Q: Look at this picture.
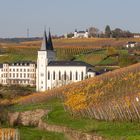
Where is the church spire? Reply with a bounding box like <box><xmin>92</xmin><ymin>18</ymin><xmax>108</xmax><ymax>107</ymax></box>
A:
<box><xmin>47</xmin><ymin>29</ymin><xmax>54</xmax><ymax>50</ymax></box>
<box><xmin>40</xmin><ymin>30</ymin><xmax>48</xmax><ymax>51</ymax></box>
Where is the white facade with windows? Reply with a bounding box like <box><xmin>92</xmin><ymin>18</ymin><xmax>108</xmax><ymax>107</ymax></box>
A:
<box><xmin>73</xmin><ymin>29</ymin><xmax>89</xmax><ymax>38</ymax></box>
<box><xmin>0</xmin><ymin>62</ymin><xmax>36</xmax><ymax>86</ymax></box>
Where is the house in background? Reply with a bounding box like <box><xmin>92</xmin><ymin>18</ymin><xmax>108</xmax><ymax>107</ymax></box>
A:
<box><xmin>126</xmin><ymin>41</ymin><xmax>138</xmax><ymax>48</ymax></box>
<box><xmin>73</xmin><ymin>29</ymin><xmax>89</xmax><ymax>38</ymax></box>
<box><xmin>134</xmin><ymin>34</ymin><xmax>140</xmax><ymax>38</ymax></box>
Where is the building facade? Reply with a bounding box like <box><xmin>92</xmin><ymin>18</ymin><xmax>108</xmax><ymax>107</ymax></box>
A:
<box><xmin>0</xmin><ymin>62</ymin><xmax>36</xmax><ymax>86</ymax></box>
<box><xmin>73</xmin><ymin>29</ymin><xmax>89</xmax><ymax>38</ymax></box>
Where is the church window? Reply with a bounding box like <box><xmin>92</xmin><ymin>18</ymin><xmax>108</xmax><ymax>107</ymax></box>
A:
<box><xmin>70</xmin><ymin>71</ymin><xmax>72</xmax><ymax>80</ymax></box>
<box><xmin>48</xmin><ymin>71</ymin><xmax>50</xmax><ymax>80</ymax></box>
<box><xmin>76</xmin><ymin>71</ymin><xmax>78</xmax><ymax>80</ymax></box>
<box><xmin>81</xmin><ymin>72</ymin><xmax>84</xmax><ymax>80</ymax></box>
<box><xmin>59</xmin><ymin>71</ymin><xmax>61</xmax><ymax>80</ymax></box>
<box><xmin>53</xmin><ymin>71</ymin><xmax>55</xmax><ymax>80</ymax></box>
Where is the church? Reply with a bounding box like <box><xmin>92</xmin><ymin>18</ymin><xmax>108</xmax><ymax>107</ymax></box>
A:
<box><xmin>0</xmin><ymin>30</ymin><xmax>96</xmax><ymax>92</ymax></box>
<box><xmin>36</xmin><ymin>30</ymin><xmax>95</xmax><ymax>91</ymax></box>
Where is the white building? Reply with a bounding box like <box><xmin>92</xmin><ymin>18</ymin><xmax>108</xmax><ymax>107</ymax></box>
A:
<box><xmin>126</xmin><ymin>42</ymin><xmax>137</xmax><ymax>48</ymax></box>
<box><xmin>36</xmin><ymin>30</ymin><xmax>95</xmax><ymax>92</ymax></box>
<box><xmin>0</xmin><ymin>62</ymin><xmax>36</xmax><ymax>86</ymax></box>
<box><xmin>73</xmin><ymin>29</ymin><xmax>89</xmax><ymax>38</ymax></box>
<box><xmin>134</xmin><ymin>34</ymin><xmax>140</xmax><ymax>38</ymax></box>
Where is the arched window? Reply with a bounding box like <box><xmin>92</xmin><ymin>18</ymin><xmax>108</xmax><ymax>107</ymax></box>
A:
<box><xmin>64</xmin><ymin>71</ymin><xmax>66</xmax><ymax>80</ymax></box>
<box><xmin>81</xmin><ymin>72</ymin><xmax>84</xmax><ymax>80</ymax></box>
<box><xmin>70</xmin><ymin>71</ymin><xmax>72</xmax><ymax>80</ymax></box>
<box><xmin>48</xmin><ymin>71</ymin><xmax>50</xmax><ymax>80</ymax></box>
<box><xmin>53</xmin><ymin>71</ymin><xmax>55</xmax><ymax>80</ymax></box>
<box><xmin>59</xmin><ymin>71</ymin><xmax>61</xmax><ymax>80</ymax></box>
<box><xmin>76</xmin><ymin>71</ymin><xmax>78</xmax><ymax>80</ymax></box>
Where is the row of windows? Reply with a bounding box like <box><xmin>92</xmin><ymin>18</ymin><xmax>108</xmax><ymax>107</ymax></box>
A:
<box><xmin>48</xmin><ymin>71</ymin><xmax>84</xmax><ymax>81</ymax></box>
<box><xmin>1</xmin><ymin>73</ymin><xmax>35</xmax><ymax>78</ymax></box>
<box><xmin>2</xmin><ymin>68</ymin><xmax>35</xmax><ymax>72</ymax></box>
<box><xmin>9</xmin><ymin>80</ymin><xmax>30</xmax><ymax>84</ymax></box>
<box><xmin>1</xmin><ymin>79</ymin><xmax>35</xmax><ymax>85</ymax></box>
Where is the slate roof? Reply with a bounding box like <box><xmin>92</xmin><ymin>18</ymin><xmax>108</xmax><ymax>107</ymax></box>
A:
<box><xmin>10</xmin><ymin>61</ymin><xmax>36</xmax><ymax>66</ymax></box>
<box><xmin>48</xmin><ymin>61</ymin><xmax>93</xmax><ymax>67</ymax></box>
<box><xmin>40</xmin><ymin>30</ymin><xmax>54</xmax><ymax>51</ymax></box>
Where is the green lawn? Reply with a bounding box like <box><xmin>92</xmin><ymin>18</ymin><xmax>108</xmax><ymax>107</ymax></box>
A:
<box><xmin>44</xmin><ymin>99</ymin><xmax>140</xmax><ymax>140</ymax></box>
<box><xmin>19</xmin><ymin>126</ymin><xmax>67</xmax><ymax>140</ymax></box>
<box><xmin>11</xmin><ymin>98</ymin><xmax>140</xmax><ymax>140</ymax></box>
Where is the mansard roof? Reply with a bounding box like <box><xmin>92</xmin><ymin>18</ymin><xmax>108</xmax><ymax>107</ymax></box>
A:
<box><xmin>40</xmin><ymin>30</ymin><xmax>54</xmax><ymax>51</ymax></box>
<box><xmin>48</xmin><ymin>61</ymin><xmax>94</xmax><ymax>67</ymax></box>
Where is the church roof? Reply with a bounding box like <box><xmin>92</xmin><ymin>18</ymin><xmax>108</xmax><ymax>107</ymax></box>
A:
<box><xmin>40</xmin><ymin>30</ymin><xmax>54</xmax><ymax>51</ymax></box>
<box><xmin>47</xmin><ymin>30</ymin><xmax>54</xmax><ymax>50</ymax></box>
<box><xmin>48</xmin><ymin>61</ymin><xmax>93</xmax><ymax>67</ymax></box>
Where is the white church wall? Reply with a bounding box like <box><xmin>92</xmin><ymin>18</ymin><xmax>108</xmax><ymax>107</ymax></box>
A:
<box><xmin>46</xmin><ymin>66</ymin><xmax>87</xmax><ymax>89</ymax></box>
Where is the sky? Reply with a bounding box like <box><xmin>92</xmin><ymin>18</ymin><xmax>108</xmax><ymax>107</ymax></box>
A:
<box><xmin>0</xmin><ymin>0</ymin><xmax>140</xmax><ymax>38</ymax></box>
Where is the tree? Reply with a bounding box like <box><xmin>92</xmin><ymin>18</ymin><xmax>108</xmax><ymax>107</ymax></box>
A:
<box><xmin>111</xmin><ymin>28</ymin><xmax>133</xmax><ymax>38</ymax></box>
<box><xmin>105</xmin><ymin>25</ymin><xmax>112</xmax><ymax>38</ymax></box>
<box><xmin>89</xmin><ymin>27</ymin><xmax>100</xmax><ymax>37</ymax></box>
<box><xmin>107</xmin><ymin>47</ymin><xmax>118</xmax><ymax>56</ymax></box>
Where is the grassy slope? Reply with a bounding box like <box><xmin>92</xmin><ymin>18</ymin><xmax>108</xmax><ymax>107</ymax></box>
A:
<box><xmin>19</xmin><ymin>126</ymin><xmax>66</xmax><ymax>140</ymax></box>
<box><xmin>11</xmin><ymin>98</ymin><xmax>140</xmax><ymax>140</ymax></box>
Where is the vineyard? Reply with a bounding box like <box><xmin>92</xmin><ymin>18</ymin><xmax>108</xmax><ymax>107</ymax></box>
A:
<box><xmin>14</xmin><ymin>62</ymin><xmax>140</xmax><ymax>122</ymax></box>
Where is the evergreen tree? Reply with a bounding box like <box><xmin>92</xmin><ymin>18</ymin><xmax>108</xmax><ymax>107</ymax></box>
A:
<box><xmin>105</xmin><ymin>25</ymin><xmax>111</xmax><ymax>38</ymax></box>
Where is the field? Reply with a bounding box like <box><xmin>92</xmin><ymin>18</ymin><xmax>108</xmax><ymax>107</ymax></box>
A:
<box><xmin>0</xmin><ymin>37</ymin><xmax>140</xmax><ymax>68</ymax></box>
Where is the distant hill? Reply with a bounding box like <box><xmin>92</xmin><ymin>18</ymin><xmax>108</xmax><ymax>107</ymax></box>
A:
<box><xmin>0</xmin><ymin>37</ymin><xmax>41</xmax><ymax>43</ymax></box>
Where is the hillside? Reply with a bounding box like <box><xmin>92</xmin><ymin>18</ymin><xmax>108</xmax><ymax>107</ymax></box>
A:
<box><xmin>14</xmin><ymin>62</ymin><xmax>140</xmax><ymax>122</ymax></box>
<box><xmin>0</xmin><ymin>38</ymin><xmax>140</xmax><ymax>69</ymax></box>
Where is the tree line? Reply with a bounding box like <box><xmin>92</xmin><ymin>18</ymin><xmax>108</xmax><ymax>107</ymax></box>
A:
<box><xmin>89</xmin><ymin>25</ymin><xmax>133</xmax><ymax>38</ymax></box>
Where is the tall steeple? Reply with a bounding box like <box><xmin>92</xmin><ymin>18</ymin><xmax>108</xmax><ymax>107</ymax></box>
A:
<box><xmin>40</xmin><ymin>30</ymin><xmax>48</xmax><ymax>51</ymax></box>
<box><xmin>47</xmin><ymin>29</ymin><xmax>54</xmax><ymax>50</ymax></box>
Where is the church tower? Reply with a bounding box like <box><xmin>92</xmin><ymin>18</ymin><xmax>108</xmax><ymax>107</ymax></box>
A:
<box><xmin>36</xmin><ymin>30</ymin><xmax>55</xmax><ymax>92</ymax></box>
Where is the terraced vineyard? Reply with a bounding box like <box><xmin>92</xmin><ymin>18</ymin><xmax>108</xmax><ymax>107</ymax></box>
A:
<box><xmin>16</xmin><ymin>63</ymin><xmax>140</xmax><ymax>122</ymax></box>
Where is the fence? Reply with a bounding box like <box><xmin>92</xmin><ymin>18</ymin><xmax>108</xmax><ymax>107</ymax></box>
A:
<box><xmin>0</xmin><ymin>128</ymin><xmax>20</xmax><ymax>140</ymax></box>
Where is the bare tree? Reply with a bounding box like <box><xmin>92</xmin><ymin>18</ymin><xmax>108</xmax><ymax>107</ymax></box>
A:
<box><xmin>89</xmin><ymin>27</ymin><xmax>100</xmax><ymax>37</ymax></box>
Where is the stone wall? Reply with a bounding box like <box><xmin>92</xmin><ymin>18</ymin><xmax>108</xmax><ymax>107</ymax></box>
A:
<box><xmin>8</xmin><ymin>109</ymin><xmax>105</xmax><ymax>140</ymax></box>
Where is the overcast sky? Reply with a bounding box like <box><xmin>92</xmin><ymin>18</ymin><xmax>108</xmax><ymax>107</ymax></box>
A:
<box><xmin>0</xmin><ymin>0</ymin><xmax>139</xmax><ymax>37</ymax></box>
